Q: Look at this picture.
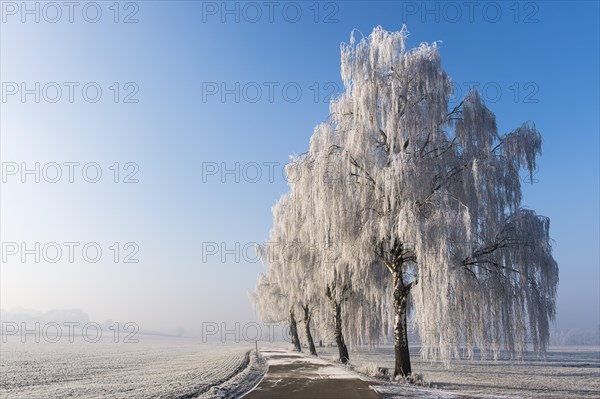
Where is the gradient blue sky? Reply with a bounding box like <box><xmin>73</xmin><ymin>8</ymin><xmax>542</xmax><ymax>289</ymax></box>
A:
<box><xmin>1</xmin><ymin>1</ymin><xmax>598</xmax><ymax>334</ymax></box>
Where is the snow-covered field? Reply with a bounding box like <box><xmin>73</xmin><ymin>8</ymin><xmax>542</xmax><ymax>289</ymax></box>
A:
<box><xmin>317</xmin><ymin>345</ymin><xmax>600</xmax><ymax>398</ymax></box>
<box><xmin>2</xmin><ymin>335</ymin><xmax>598</xmax><ymax>399</ymax></box>
<box><xmin>0</xmin><ymin>335</ymin><xmax>266</xmax><ymax>399</ymax></box>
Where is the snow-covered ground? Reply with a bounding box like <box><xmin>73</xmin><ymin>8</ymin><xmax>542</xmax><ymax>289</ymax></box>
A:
<box><xmin>316</xmin><ymin>345</ymin><xmax>600</xmax><ymax>398</ymax></box>
<box><xmin>0</xmin><ymin>335</ymin><xmax>266</xmax><ymax>399</ymax></box>
<box><xmin>2</xmin><ymin>335</ymin><xmax>597</xmax><ymax>398</ymax></box>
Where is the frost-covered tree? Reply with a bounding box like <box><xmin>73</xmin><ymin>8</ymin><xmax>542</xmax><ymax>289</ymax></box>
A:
<box><xmin>255</xmin><ymin>154</ymin><xmax>377</xmax><ymax>362</ymax></box>
<box><xmin>292</xmin><ymin>135</ymin><xmax>392</xmax><ymax>362</ymax></box>
<box><xmin>288</xmin><ymin>154</ymin><xmax>351</xmax><ymax>361</ymax></box>
<box><xmin>284</xmin><ymin>187</ymin><xmax>322</xmax><ymax>357</ymax></box>
<box><xmin>254</xmin><ymin>25</ymin><xmax>558</xmax><ymax>378</ymax></box>
<box><xmin>251</xmin><ymin>272</ymin><xmax>302</xmax><ymax>351</ymax></box>
<box><xmin>254</xmin><ymin>192</ymin><xmax>323</xmax><ymax>354</ymax></box>
<box><xmin>315</xmin><ymin>26</ymin><xmax>558</xmax><ymax>376</ymax></box>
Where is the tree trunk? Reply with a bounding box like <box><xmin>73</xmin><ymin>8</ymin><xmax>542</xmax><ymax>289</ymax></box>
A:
<box><xmin>325</xmin><ymin>284</ymin><xmax>350</xmax><ymax>363</ymax></box>
<box><xmin>289</xmin><ymin>308</ymin><xmax>302</xmax><ymax>352</ymax></box>
<box><xmin>302</xmin><ymin>304</ymin><xmax>318</xmax><ymax>356</ymax></box>
<box><xmin>333</xmin><ymin>301</ymin><xmax>350</xmax><ymax>363</ymax></box>
<box><xmin>393</xmin><ymin>271</ymin><xmax>412</xmax><ymax>377</ymax></box>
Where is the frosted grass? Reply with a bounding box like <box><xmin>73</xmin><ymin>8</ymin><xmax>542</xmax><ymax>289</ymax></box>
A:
<box><xmin>0</xmin><ymin>335</ymin><xmax>263</xmax><ymax>399</ymax></box>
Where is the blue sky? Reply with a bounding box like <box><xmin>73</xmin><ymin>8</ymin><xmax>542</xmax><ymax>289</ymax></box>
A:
<box><xmin>1</xmin><ymin>1</ymin><xmax>598</xmax><ymax>334</ymax></box>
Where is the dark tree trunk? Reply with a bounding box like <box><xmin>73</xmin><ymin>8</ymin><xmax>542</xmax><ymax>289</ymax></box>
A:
<box><xmin>333</xmin><ymin>301</ymin><xmax>350</xmax><ymax>363</ymax></box>
<box><xmin>325</xmin><ymin>284</ymin><xmax>350</xmax><ymax>364</ymax></box>
<box><xmin>302</xmin><ymin>304</ymin><xmax>318</xmax><ymax>356</ymax></box>
<box><xmin>393</xmin><ymin>270</ymin><xmax>412</xmax><ymax>377</ymax></box>
<box><xmin>289</xmin><ymin>308</ymin><xmax>302</xmax><ymax>352</ymax></box>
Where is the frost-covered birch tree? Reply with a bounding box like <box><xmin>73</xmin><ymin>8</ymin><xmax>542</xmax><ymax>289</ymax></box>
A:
<box><xmin>318</xmin><ymin>26</ymin><xmax>558</xmax><ymax>376</ymax></box>
<box><xmin>254</xmin><ymin>152</ymin><xmax>384</xmax><ymax>362</ymax></box>
<box><xmin>253</xmin><ymin>192</ymin><xmax>324</xmax><ymax>354</ymax></box>
<box><xmin>293</xmin><ymin>128</ymin><xmax>391</xmax><ymax>362</ymax></box>
<box><xmin>270</xmin><ymin>190</ymin><xmax>321</xmax><ymax>356</ymax></box>
<box><xmin>254</xmin><ymin>25</ymin><xmax>558</xmax><ymax>379</ymax></box>
<box><xmin>251</xmin><ymin>272</ymin><xmax>302</xmax><ymax>352</ymax></box>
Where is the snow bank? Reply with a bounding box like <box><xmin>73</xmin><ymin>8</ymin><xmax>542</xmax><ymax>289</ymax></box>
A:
<box><xmin>200</xmin><ymin>350</ymin><xmax>267</xmax><ymax>399</ymax></box>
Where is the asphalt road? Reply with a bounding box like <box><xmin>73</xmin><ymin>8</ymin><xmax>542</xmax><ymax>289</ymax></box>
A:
<box><xmin>243</xmin><ymin>350</ymin><xmax>381</xmax><ymax>399</ymax></box>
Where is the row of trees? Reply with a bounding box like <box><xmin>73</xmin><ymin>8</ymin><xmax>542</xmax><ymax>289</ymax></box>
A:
<box><xmin>252</xmin><ymin>26</ymin><xmax>559</xmax><ymax>377</ymax></box>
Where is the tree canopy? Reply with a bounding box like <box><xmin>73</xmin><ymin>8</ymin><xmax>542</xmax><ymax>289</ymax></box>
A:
<box><xmin>252</xmin><ymin>26</ymin><xmax>558</xmax><ymax>377</ymax></box>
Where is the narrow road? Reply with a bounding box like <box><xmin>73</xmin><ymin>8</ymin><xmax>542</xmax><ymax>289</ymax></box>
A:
<box><xmin>243</xmin><ymin>349</ymin><xmax>381</xmax><ymax>399</ymax></box>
